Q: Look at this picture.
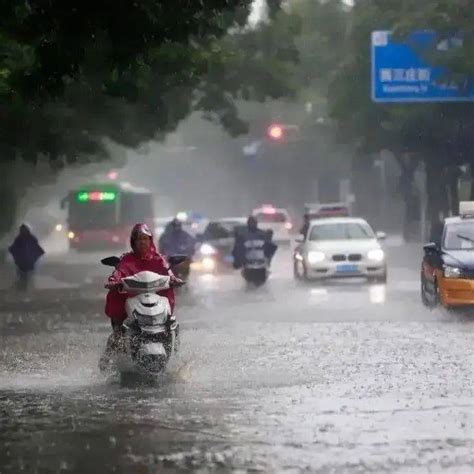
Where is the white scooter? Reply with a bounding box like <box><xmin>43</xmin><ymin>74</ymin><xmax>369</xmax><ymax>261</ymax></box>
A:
<box><xmin>100</xmin><ymin>256</ymin><xmax>184</xmax><ymax>378</ymax></box>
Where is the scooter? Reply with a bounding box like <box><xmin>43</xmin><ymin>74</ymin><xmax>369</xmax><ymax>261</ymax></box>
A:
<box><xmin>242</xmin><ymin>260</ymin><xmax>269</xmax><ymax>287</ymax></box>
<box><xmin>239</xmin><ymin>230</ymin><xmax>277</xmax><ymax>287</ymax></box>
<box><xmin>100</xmin><ymin>255</ymin><xmax>185</xmax><ymax>378</ymax></box>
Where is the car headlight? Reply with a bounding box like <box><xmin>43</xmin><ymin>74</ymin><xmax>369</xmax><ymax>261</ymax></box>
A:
<box><xmin>201</xmin><ymin>257</ymin><xmax>216</xmax><ymax>272</ymax></box>
<box><xmin>307</xmin><ymin>251</ymin><xmax>325</xmax><ymax>264</ymax></box>
<box><xmin>368</xmin><ymin>249</ymin><xmax>385</xmax><ymax>262</ymax></box>
<box><xmin>200</xmin><ymin>243</ymin><xmax>217</xmax><ymax>256</ymax></box>
<box><xmin>444</xmin><ymin>265</ymin><xmax>462</xmax><ymax>279</ymax></box>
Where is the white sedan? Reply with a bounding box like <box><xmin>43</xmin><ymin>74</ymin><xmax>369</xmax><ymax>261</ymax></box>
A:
<box><xmin>293</xmin><ymin>218</ymin><xmax>387</xmax><ymax>283</ymax></box>
<box><xmin>252</xmin><ymin>205</ymin><xmax>293</xmax><ymax>243</ymax></box>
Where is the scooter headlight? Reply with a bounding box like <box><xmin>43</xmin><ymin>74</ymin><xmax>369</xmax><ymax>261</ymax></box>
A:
<box><xmin>200</xmin><ymin>243</ymin><xmax>217</xmax><ymax>256</ymax></box>
<box><xmin>201</xmin><ymin>257</ymin><xmax>216</xmax><ymax>272</ymax></box>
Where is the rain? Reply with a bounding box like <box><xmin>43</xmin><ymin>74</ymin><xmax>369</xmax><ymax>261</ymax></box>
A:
<box><xmin>0</xmin><ymin>1</ymin><xmax>473</xmax><ymax>473</ymax></box>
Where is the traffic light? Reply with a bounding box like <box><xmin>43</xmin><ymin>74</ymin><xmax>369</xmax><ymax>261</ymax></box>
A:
<box><xmin>266</xmin><ymin>123</ymin><xmax>300</xmax><ymax>143</ymax></box>
<box><xmin>267</xmin><ymin>124</ymin><xmax>284</xmax><ymax>141</ymax></box>
<box><xmin>107</xmin><ymin>170</ymin><xmax>118</xmax><ymax>180</ymax></box>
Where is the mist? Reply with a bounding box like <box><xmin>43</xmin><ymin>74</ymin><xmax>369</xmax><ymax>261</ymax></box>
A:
<box><xmin>1</xmin><ymin>2</ymin><xmax>473</xmax><ymax>473</ymax></box>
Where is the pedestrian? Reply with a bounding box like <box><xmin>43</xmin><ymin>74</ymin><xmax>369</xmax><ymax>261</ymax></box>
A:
<box><xmin>8</xmin><ymin>224</ymin><xmax>45</xmax><ymax>291</ymax></box>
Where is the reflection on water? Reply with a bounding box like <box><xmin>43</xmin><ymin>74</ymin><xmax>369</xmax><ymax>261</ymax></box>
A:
<box><xmin>308</xmin><ymin>287</ymin><xmax>329</xmax><ymax>304</ymax></box>
<box><xmin>369</xmin><ymin>284</ymin><xmax>386</xmax><ymax>305</ymax></box>
<box><xmin>307</xmin><ymin>281</ymin><xmax>387</xmax><ymax>306</ymax></box>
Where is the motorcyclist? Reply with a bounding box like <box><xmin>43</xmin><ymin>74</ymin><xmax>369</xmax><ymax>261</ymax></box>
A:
<box><xmin>159</xmin><ymin>218</ymin><xmax>196</xmax><ymax>280</ymax></box>
<box><xmin>8</xmin><ymin>224</ymin><xmax>45</xmax><ymax>291</ymax></box>
<box><xmin>232</xmin><ymin>216</ymin><xmax>277</xmax><ymax>270</ymax></box>
<box><xmin>100</xmin><ymin>223</ymin><xmax>181</xmax><ymax>370</ymax></box>
<box><xmin>159</xmin><ymin>218</ymin><xmax>196</xmax><ymax>257</ymax></box>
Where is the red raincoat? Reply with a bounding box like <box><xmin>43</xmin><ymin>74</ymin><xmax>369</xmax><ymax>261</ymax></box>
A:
<box><xmin>105</xmin><ymin>225</ymin><xmax>175</xmax><ymax>323</ymax></box>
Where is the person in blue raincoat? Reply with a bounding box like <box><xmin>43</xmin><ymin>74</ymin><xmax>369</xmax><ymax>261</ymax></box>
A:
<box><xmin>159</xmin><ymin>218</ymin><xmax>196</xmax><ymax>257</ymax></box>
<box><xmin>159</xmin><ymin>218</ymin><xmax>196</xmax><ymax>280</ymax></box>
<box><xmin>9</xmin><ymin>224</ymin><xmax>45</xmax><ymax>290</ymax></box>
<box><xmin>232</xmin><ymin>216</ymin><xmax>277</xmax><ymax>269</ymax></box>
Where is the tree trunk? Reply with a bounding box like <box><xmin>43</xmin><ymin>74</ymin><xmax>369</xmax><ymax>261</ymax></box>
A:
<box><xmin>447</xmin><ymin>167</ymin><xmax>460</xmax><ymax>216</ymax></box>
<box><xmin>425</xmin><ymin>156</ymin><xmax>449</xmax><ymax>235</ymax></box>
<box><xmin>397</xmin><ymin>156</ymin><xmax>417</xmax><ymax>241</ymax></box>
<box><xmin>0</xmin><ymin>166</ymin><xmax>19</xmax><ymax>262</ymax></box>
<box><xmin>351</xmin><ymin>151</ymin><xmax>378</xmax><ymax>223</ymax></box>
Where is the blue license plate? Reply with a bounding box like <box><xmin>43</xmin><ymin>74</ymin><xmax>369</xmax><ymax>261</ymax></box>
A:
<box><xmin>336</xmin><ymin>264</ymin><xmax>358</xmax><ymax>274</ymax></box>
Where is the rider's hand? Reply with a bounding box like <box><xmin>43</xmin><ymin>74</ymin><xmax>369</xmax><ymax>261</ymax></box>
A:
<box><xmin>105</xmin><ymin>281</ymin><xmax>123</xmax><ymax>291</ymax></box>
<box><xmin>170</xmin><ymin>275</ymin><xmax>185</xmax><ymax>288</ymax></box>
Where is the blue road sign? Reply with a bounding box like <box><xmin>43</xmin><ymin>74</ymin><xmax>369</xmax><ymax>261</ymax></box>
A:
<box><xmin>371</xmin><ymin>30</ymin><xmax>474</xmax><ymax>103</ymax></box>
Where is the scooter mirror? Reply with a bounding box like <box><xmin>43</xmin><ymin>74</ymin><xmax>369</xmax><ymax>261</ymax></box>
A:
<box><xmin>101</xmin><ymin>256</ymin><xmax>120</xmax><ymax>268</ymax></box>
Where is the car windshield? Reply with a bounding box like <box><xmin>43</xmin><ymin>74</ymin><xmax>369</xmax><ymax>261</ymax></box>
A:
<box><xmin>309</xmin><ymin>222</ymin><xmax>374</xmax><ymax>241</ymax></box>
<box><xmin>443</xmin><ymin>222</ymin><xmax>474</xmax><ymax>250</ymax></box>
<box><xmin>219</xmin><ymin>221</ymin><xmax>244</xmax><ymax>232</ymax></box>
<box><xmin>255</xmin><ymin>212</ymin><xmax>287</xmax><ymax>223</ymax></box>
<box><xmin>203</xmin><ymin>222</ymin><xmax>232</xmax><ymax>239</ymax></box>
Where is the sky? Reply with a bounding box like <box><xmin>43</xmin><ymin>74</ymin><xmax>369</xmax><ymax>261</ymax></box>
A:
<box><xmin>249</xmin><ymin>0</ymin><xmax>267</xmax><ymax>27</ymax></box>
<box><xmin>249</xmin><ymin>0</ymin><xmax>354</xmax><ymax>27</ymax></box>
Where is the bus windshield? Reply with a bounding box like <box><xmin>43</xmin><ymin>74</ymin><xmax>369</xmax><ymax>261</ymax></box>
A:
<box><xmin>68</xmin><ymin>200</ymin><xmax>117</xmax><ymax>230</ymax></box>
<box><xmin>120</xmin><ymin>193</ymin><xmax>154</xmax><ymax>225</ymax></box>
<box><xmin>67</xmin><ymin>188</ymin><xmax>154</xmax><ymax>231</ymax></box>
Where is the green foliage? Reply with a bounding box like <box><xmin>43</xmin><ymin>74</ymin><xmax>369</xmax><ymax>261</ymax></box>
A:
<box><xmin>290</xmin><ymin>0</ymin><xmax>349</xmax><ymax>93</ymax></box>
<box><xmin>0</xmin><ymin>0</ymin><xmax>274</xmax><ymax>167</ymax></box>
<box><xmin>327</xmin><ymin>0</ymin><xmax>474</xmax><ymax>158</ymax></box>
<box><xmin>0</xmin><ymin>0</ymin><xmax>302</xmax><ymax>237</ymax></box>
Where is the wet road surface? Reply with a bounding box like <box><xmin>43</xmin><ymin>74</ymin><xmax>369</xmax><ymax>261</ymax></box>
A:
<box><xmin>0</xmin><ymin>244</ymin><xmax>473</xmax><ymax>473</ymax></box>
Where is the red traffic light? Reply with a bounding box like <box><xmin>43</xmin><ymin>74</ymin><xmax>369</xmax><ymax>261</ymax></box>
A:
<box><xmin>267</xmin><ymin>124</ymin><xmax>284</xmax><ymax>140</ymax></box>
<box><xmin>107</xmin><ymin>170</ymin><xmax>118</xmax><ymax>180</ymax></box>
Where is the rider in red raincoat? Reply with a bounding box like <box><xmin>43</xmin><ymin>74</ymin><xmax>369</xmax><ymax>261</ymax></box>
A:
<box><xmin>100</xmin><ymin>224</ymin><xmax>178</xmax><ymax>369</ymax></box>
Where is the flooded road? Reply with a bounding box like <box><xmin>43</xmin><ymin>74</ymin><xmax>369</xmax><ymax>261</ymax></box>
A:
<box><xmin>1</xmin><ymin>244</ymin><xmax>473</xmax><ymax>473</ymax></box>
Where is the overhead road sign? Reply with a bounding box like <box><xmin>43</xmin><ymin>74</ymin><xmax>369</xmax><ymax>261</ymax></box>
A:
<box><xmin>371</xmin><ymin>30</ymin><xmax>474</xmax><ymax>103</ymax></box>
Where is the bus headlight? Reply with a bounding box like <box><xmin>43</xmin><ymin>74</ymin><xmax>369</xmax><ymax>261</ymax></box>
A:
<box><xmin>55</xmin><ymin>224</ymin><xmax>63</xmax><ymax>232</ymax></box>
<box><xmin>68</xmin><ymin>231</ymin><xmax>75</xmax><ymax>240</ymax></box>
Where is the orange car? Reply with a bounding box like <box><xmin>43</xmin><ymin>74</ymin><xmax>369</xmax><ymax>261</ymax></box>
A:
<box><xmin>421</xmin><ymin>203</ymin><xmax>474</xmax><ymax>308</ymax></box>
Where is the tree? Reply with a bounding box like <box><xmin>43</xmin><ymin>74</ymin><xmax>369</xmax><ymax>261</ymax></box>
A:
<box><xmin>327</xmin><ymin>0</ymin><xmax>474</xmax><ymax>234</ymax></box>
<box><xmin>0</xmin><ymin>0</ymin><xmax>300</xmax><ymax>238</ymax></box>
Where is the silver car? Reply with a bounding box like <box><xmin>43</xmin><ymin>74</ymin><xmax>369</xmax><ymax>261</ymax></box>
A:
<box><xmin>293</xmin><ymin>218</ymin><xmax>387</xmax><ymax>283</ymax></box>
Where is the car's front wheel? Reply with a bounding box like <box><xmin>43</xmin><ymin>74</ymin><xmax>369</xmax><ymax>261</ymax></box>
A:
<box><xmin>294</xmin><ymin>259</ymin><xmax>314</xmax><ymax>282</ymax></box>
<box><xmin>293</xmin><ymin>259</ymin><xmax>304</xmax><ymax>280</ymax></box>
<box><xmin>421</xmin><ymin>273</ymin><xmax>438</xmax><ymax>308</ymax></box>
